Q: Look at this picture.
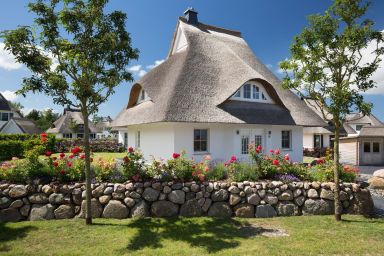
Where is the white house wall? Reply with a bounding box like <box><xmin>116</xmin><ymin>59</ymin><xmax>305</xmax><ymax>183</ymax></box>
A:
<box><xmin>339</xmin><ymin>140</ymin><xmax>358</xmax><ymax>165</ymax></box>
<box><xmin>127</xmin><ymin>122</ymin><xmax>303</xmax><ymax>163</ymax></box>
<box><xmin>0</xmin><ymin>120</ymin><xmax>23</xmax><ymax>134</ymax></box>
<box><xmin>303</xmin><ymin>132</ymin><xmax>331</xmax><ymax>149</ymax></box>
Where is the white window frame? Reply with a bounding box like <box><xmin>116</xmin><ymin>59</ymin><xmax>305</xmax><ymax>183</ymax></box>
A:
<box><xmin>281</xmin><ymin>130</ymin><xmax>292</xmax><ymax>150</ymax></box>
<box><xmin>193</xmin><ymin>129</ymin><xmax>209</xmax><ymax>153</ymax></box>
<box><xmin>241</xmin><ymin>135</ymin><xmax>249</xmax><ymax>155</ymax></box>
<box><xmin>230</xmin><ymin>81</ymin><xmax>273</xmax><ymax>104</ymax></box>
<box><xmin>1</xmin><ymin>112</ymin><xmax>9</xmax><ymax>121</ymax></box>
<box><xmin>137</xmin><ymin>89</ymin><xmax>150</xmax><ymax>105</ymax></box>
<box><xmin>135</xmin><ymin>131</ymin><xmax>141</xmax><ymax>148</ymax></box>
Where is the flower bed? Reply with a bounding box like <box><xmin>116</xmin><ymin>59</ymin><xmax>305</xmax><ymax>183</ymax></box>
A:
<box><xmin>0</xmin><ymin>180</ymin><xmax>374</xmax><ymax>222</ymax></box>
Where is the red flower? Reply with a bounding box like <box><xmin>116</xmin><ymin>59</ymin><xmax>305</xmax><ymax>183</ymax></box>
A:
<box><xmin>71</xmin><ymin>147</ymin><xmax>81</xmax><ymax>154</ymax></box>
<box><xmin>68</xmin><ymin>154</ymin><xmax>74</xmax><ymax>159</ymax></box>
<box><xmin>269</xmin><ymin>149</ymin><xmax>274</xmax><ymax>154</ymax></box>
<box><xmin>123</xmin><ymin>156</ymin><xmax>130</xmax><ymax>163</ymax></box>
<box><xmin>40</xmin><ymin>137</ymin><xmax>47</xmax><ymax>143</ymax></box>
<box><xmin>257</xmin><ymin>145</ymin><xmax>263</xmax><ymax>151</ymax></box>
<box><xmin>90</xmin><ymin>158</ymin><xmax>93</xmax><ymax>162</ymax></box>
<box><xmin>67</xmin><ymin>162</ymin><xmax>72</xmax><ymax>167</ymax></box>
<box><xmin>230</xmin><ymin>155</ymin><xmax>237</xmax><ymax>162</ymax></box>
<box><xmin>40</xmin><ymin>133</ymin><xmax>47</xmax><ymax>137</ymax></box>
<box><xmin>53</xmin><ymin>161</ymin><xmax>59</xmax><ymax>167</ymax></box>
<box><xmin>284</xmin><ymin>154</ymin><xmax>290</xmax><ymax>161</ymax></box>
<box><xmin>273</xmin><ymin>159</ymin><xmax>279</xmax><ymax>166</ymax></box>
<box><xmin>199</xmin><ymin>175</ymin><xmax>205</xmax><ymax>182</ymax></box>
<box><xmin>205</xmin><ymin>166</ymin><xmax>209</xmax><ymax>172</ymax></box>
<box><xmin>128</xmin><ymin>147</ymin><xmax>134</xmax><ymax>153</ymax></box>
<box><xmin>52</xmin><ymin>156</ymin><xmax>57</xmax><ymax>161</ymax></box>
<box><xmin>80</xmin><ymin>154</ymin><xmax>86</xmax><ymax>159</ymax></box>
<box><xmin>173</xmin><ymin>153</ymin><xmax>180</xmax><ymax>159</ymax></box>
<box><xmin>316</xmin><ymin>159</ymin><xmax>324</xmax><ymax>164</ymax></box>
<box><xmin>45</xmin><ymin>151</ymin><xmax>52</xmax><ymax>157</ymax></box>
<box><xmin>60</xmin><ymin>170</ymin><xmax>65</xmax><ymax>175</ymax></box>
<box><xmin>192</xmin><ymin>171</ymin><xmax>196</xmax><ymax>177</ymax></box>
<box><xmin>191</xmin><ymin>164</ymin><xmax>196</xmax><ymax>169</ymax></box>
<box><xmin>59</xmin><ymin>153</ymin><xmax>65</xmax><ymax>158</ymax></box>
<box><xmin>255</xmin><ymin>149</ymin><xmax>260</xmax><ymax>154</ymax></box>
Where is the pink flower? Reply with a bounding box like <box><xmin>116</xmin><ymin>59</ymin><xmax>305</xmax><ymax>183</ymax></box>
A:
<box><xmin>273</xmin><ymin>159</ymin><xmax>279</xmax><ymax>166</ymax></box>
<box><xmin>257</xmin><ymin>145</ymin><xmax>263</xmax><ymax>151</ymax></box>
<box><xmin>269</xmin><ymin>149</ymin><xmax>274</xmax><ymax>153</ymax></box>
<box><xmin>67</xmin><ymin>162</ymin><xmax>72</xmax><ymax>167</ymax></box>
<box><xmin>204</xmin><ymin>166</ymin><xmax>209</xmax><ymax>172</ymax></box>
<box><xmin>69</xmin><ymin>154</ymin><xmax>74</xmax><ymax>159</ymax></box>
<box><xmin>274</xmin><ymin>149</ymin><xmax>280</xmax><ymax>155</ymax></box>
<box><xmin>173</xmin><ymin>153</ymin><xmax>180</xmax><ymax>159</ymax></box>
<box><xmin>284</xmin><ymin>154</ymin><xmax>290</xmax><ymax>161</ymax></box>
<box><xmin>204</xmin><ymin>155</ymin><xmax>211</xmax><ymax>161</ymax></box>
<box><xmin>230</xmin><ymin>155</ymin><xmax>237</xmax><ymax>162</ymax></box>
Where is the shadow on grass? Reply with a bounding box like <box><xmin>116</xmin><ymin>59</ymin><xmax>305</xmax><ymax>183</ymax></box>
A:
<box><xmin>0</xmin><ymin>222</ymin><xmax>36</xmax><ymax>253</ymax></box>
<box><xmin>101</xmin><ymin>217</ymin><xmax>274</xmax><ymax>254</ymax></box>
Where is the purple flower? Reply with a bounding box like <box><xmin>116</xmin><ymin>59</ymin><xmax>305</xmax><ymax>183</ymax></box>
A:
<box><xmin>275</xmin><ymin>174</ymin><xmax>300</xmax><ymax>182</ymax></box>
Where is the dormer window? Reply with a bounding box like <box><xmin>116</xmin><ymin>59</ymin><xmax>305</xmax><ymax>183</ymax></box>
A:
<box><xmin>231</xmin><ymin>81</ymin><xmax>273</xmax><ymax>103</ymax></box>
<box><xmin>137</xmin><ymin>88</ymin><xmax>150</xmax><ymax>105</ymax></box>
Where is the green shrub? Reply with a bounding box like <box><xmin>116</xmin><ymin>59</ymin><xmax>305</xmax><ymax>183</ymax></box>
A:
<box><xmin>0</xmin><ymin>159</ymin><xmax>29</xmax><ymax>183</ymax></box>
<box><xmin>120</xmin><ymin>148</ymin><xmax>146</xmax><ymax>181</ymax></box>
<box><xmin>0</xmin><ymin>141</ymin><xmax>24</xmax><ymax>161</ymax></box>
<box><xmin>231</xmin><ymin>162</ymin><xmax>259</xmax><ymax>182</ymax></box>
<box><xmin>92</xmin><ymin>157</ymin><xmax>117</xmax><ymax>182</ymax></box>
<box><xmin>166</xmin><ymin>152</ymin><xmax>194</xmax><ymax>181</ymax></box>
<box><xmin>206</xmin><ymin>163</ymin><xmax>228</xmax><ymax>181</ymax></box>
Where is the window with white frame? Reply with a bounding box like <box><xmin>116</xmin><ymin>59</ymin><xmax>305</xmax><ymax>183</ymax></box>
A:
<box><xmin>254</xmin><ymin>135</ymin><xmax>262</xmax><ymax>148</ymax></box>
<box><xmin>241</xmin><ymin>135</ymin><xmax>249</xmax><ymax>154</ymax></box>
<box><xmin>63</xmin><ymin>133</ymin><xmax>72</xmax><ymax>139</ymax></box>
<box><xmin>281</xmin><ymin>130</ymin><xmax>291</xmax><ymax>149</ymax></box>
<box><xmin>135</xmin><ymin>131</ymin><xmax>141</xmax><ymax>148</ymax></box>
<box><xmin>231</xmin><ymin>82</ymin><xmax>272</xmax><ymax>103</ymax></box>
<box><xmin>1</xmin><ymin>112</ymin><xmax>9</xmax><ymax>121</ymax></box>
<box><xmin>194</xmin><ymin>129</ymin><xmax>208</xmax><ymax>152</ymax></box>
<box><xmin>137</xmin><ymin>89</ymin><xmax>150</xmax><ymax>104</ymax></box>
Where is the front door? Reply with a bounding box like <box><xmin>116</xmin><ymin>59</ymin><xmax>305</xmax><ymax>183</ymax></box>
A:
<box><xmin>238</xmin><ymin>129</ymin><xmax>265</xmax><ymax>158</ymax></box>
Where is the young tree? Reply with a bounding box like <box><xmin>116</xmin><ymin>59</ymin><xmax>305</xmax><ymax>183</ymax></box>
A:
<box><xmin>280</xmin><ymin>0</ymin><xmax>383</xmax><ymax>221</ymax></box>
<box><xmin>1</xmin><ymin>0</ymin><xmax>138</xmax><ymax>224</ymax></box>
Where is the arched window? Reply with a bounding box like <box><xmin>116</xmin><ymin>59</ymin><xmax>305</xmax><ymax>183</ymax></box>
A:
<box><xmin>137</xmin><ymin>88</ymin><xmax>150</xmax><ymax>104</ymax></box>
<box><xmin>232</xmin><ymin>81</ymin><xmax>273</xmax><ymax>103</ymax></box>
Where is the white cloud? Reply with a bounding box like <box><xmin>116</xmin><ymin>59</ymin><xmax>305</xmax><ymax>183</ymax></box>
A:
<box><xmin>128</xmin><ymin>65</ymin><xmax>142</xmax><ymax>72</ymax></box>
<box><xmin>266</xmin><ymin>64</ymin><xmax>273</xmax><ymax>69</ymax></box>
<box><xmin>0</xmin><ymin>90</ymin><xmax>18</xmax><ymax>101</ymax></box>
<box><xmin>138</xmin><ymin>70</ymin><xmax>147</xmax><ymax>77</ymax></box>
<box><xmin>0</xmin><ymin>42</ymin><xmax>22</xmax><ymax>70</ymax></box>
<box><xmin>146</xmin><ymin>59</ymin><xmax>164</xmax><ymax>70</ymax></box>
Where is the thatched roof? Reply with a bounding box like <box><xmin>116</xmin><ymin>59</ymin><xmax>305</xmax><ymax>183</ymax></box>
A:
<box><xmin>0</xmin><ymin>117</ymin><xmax>41</xmax><ymax>134</ymax></box>
<box><xmin>0</xmin><ymin>93</ymin><xmax>11</xmax><ymax>111</ymax></box>
<box><xmin>345</xmin><ymin>113</ymin><xmax>383</xmax><ymax>126</ymax></box>
<box><xmin>112</xmin><ymin>17</ymin><xmax>326</xmax><ymax>128</ymax></box>
<box><xmin>46</xmin><ymin>108</ymin><xmax>100</xmax><ymax>134</ymax></box>
<box><xmin>359</xmin><ymin>126</ymin><xmax>384</xmax><ymax>137</ymax></box>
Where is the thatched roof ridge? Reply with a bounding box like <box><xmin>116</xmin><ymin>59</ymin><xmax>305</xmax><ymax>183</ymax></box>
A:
<box><xmin>112</xmin><ymin>18</ymin><xmax>326</xmax><ymax>127</ymax></box>
<box><xmin>46</xmin><ymin>109</ymin><xmax>100</xmax><ymax>134</ymax></box>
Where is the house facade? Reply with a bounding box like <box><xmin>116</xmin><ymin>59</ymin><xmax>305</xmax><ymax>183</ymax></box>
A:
<box><xmin>339</xmin><ymin>126</ymin><xmax>384</xmax><ymax>166</ymax></box>
<box><xmin>46</xmin><ymin>107</ymin><xmax>100</xmax><ymax>139</ymax></box>
<box><xmin>112</xmin><ymin>9</ymin><xmax>325</xmax><ymax>162</ymax></box>
<box><xmin>0</xmin><ymin>93</ymin><xmax>41</xmax><ymax>135</ymax></box>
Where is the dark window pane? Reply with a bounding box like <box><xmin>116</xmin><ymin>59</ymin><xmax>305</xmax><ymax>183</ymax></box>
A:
<box><xmin>201</xmin><ymin>141</ymin><xmax>207</xmax><ymax>151</ymax></box>
<box><xmin>200</xmin><ymin>129</ymin><xmax>208</xmax><ymax>140</ymax></box>
<box><xmin>364</xmin><ymin>142</ymin><xmax>370</xmax><ymax>153</ymax></box>
<box><xmin>194</xmin><ymin>129</ymin><xmax>200</xmax><ymax>140</ymax></box>
<box><xmin>356</xmin><ymin>125</ymin><xmax>363</xmax><ymax>131</ymax></box>
<box><xmin>194</xmin><ymin>141</ymin><xmax>200</xmax><ymax>151</ymax></box>
<box><xmin>373</xmin><ymin>142</ymin><xmax>380</xmax><ymax>153</ymax></box>
<box><xmin>243</xmin><ymin>84</ymin><xmax>251</xmax><ymax>98</ymax></box>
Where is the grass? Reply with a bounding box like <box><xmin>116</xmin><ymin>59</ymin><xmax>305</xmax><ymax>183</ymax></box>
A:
<box><xmin>303</xmin><ymin>156</ymin><xmax>317</xmax><ymax>164</ymax></box>
<box><xmin>0</xmin><ymin>216</ymin><xmax>383</xmax><ymax>255</ymax></box>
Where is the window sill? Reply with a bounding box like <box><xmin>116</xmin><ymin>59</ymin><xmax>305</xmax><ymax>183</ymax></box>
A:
<box><xmin>193</xmin><ymin>152</ymin><xmax>210</xmax><ymax>155</ymax></box>
<box><xmin>282</xmin><ymin>148</ymin><xmax>293</xmax><ymax>152</ymax></box>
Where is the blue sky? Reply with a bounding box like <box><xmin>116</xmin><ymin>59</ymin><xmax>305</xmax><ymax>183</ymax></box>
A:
<box><xmin>0</xmin><ymin>0</ymin><xmax>383</xmax><ymax>120</ymax></box>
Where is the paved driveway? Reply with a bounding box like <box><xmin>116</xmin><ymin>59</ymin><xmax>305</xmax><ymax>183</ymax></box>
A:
<box><xmin>357</xmin><ymin>166</ymin><xmax>384</xmax><ymax>217</ymax></box>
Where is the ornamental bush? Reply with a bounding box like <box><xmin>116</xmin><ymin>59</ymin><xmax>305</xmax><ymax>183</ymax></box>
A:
<box><xmin>55</xmin><ymin>138</ymin><xmax>124</xmax><ymax>153</ymax></box>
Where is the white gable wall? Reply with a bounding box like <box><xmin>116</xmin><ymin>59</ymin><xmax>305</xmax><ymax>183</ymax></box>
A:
<box><xmin>0</xmin><ymin>119</ymin><xmax>24</xmax><ymax>134</ymax></box>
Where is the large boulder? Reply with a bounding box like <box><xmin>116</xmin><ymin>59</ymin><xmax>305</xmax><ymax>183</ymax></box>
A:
<box><xmin>9</xmin><ymin>185</ymin><xmax>27</xmax><ymax>198</ymax></box>
<box><xmin>347</xmin><ymin>189</ymin><xmax>374</xmax><ymax>216</ymax></box>
<box><xmin>233</xmin><ymin>203</ymin><xmax>254</xmax><ymax>218</ymax></box>
<box><xmin>29</xmin><ymin>204</ymin><xmax>55</xmax><ymax>221</ymax></box>
<box><xmin>307</xmin><ymin>189</ymin><xmax>319</xmax><ymax>198</ymax></box>
<box><xmin>130</xmin><ymin>200</ymin><xmax>149</xmax><ymax>218</ymax></box>
<box><xmin>278</xmin><ymin>190</ymin><xmax>293</xmax><ymax>201</ymax></box>
<box><xmin>302</xmin><ymin>199</ymin><xmax>334</xmax><ymax>215</ymax></box>
<box><xmin>142</xmin><ymin>187</ymin><xmax>160</xmax><ymax>202</ymax></box>
<box><xmin>320</xmin><ymin>189</ymin><xmax>334</xmax><ymax>201</ymax></box>
<box><xmin>20</xmin><ymin>204</ymin><xmax>31</xmax><ymax>217</ymax></box>
<box><xmin>54</xmin><ymin>205</ymin><xmax>75</xmax><ymax>219</ymax></box>
<box><xmin>247</xmin><ymin>194</ymin><xmax>261</xmax><ymax>205</ymax></box>
<box><xmin>10</xmin><ymin>199</ymin><xmax>23</xmax><ymax>208</ymax></box>
<box><xmin>207</xmin><ymin>202</ymin><xmax>232</xmax><ymax>218</ymax></box>
<box><xmin>373</xmin><ymin>169</ymin><xmax>384</xmax><ymax>179</ymax></box>
<box><xmin>0</xmin><ymin>208</ymin><xmax>22</xmax><ymax>222</ymax></box>
<box><xmin>229</xmin><ymin>194</ymin><xmax>241</xmax><ymax>206</ymax></box>
<box><xmin>0</xmin><ymin>197</ymin><xmax>11</xmax><ymax>209</ymax></box>
<box><xmin>78</xmin><ymin>198</ymin><xmax>103</xmax><ymax>218</ymax></box>
<box><xmin>368</xmin><ymin>177</ymin><xmax>384</xmax><ymax>189</ymax></box>
<box><xmin>168</xmin><ymin>190</ymin><xmax>185</xmax><ymax>204</ymax></box>
<box><xmin>211</xmin><ymin>189</ymin><xmax>229</xmax><ymax>202</ymax></box>
<box><xmin>255</xmin><ymin>205</ymin><xmax>277</xmax><ymax>218</ymax></box>
<box><xmin>264</xmin><ymin>194</ymin><xmax>278</xmax><ymax>205</ymax></box>
<box><xmin>49</xmin><ymin>193</ymin><xmax>64</xmax><ymax>205</ymax></box>
<box><xmin>276</xmin><ymin>202</ymin><xmax>299</xmax><ymax>216</ymax></box>
<box><xmin>29</xmin><ymin>193</ymin><xmax>49</xmax><ymax>204</ymax></box>
<box><xmin>180</xmin><ymin>199</ymin><xmax>203</xmax><ymax>217</ymax></box>
<box><xmin>151</xmin><ymin>201</ymin><xmax>179</xmax><ymax>217</ymax></box>
<box><xmin>102</xmin><ymin>200</ymin><xmax>129</xmax><ymax>219</ymax></box>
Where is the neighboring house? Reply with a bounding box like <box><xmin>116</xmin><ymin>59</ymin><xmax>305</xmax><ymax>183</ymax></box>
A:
<box><xmin>112</xmin><ymin>8</ymin><xmax>325</xmax><ymax>162</ymax></box>
<box><xmin>0</xmin><ymin>92</ymin><xmax>41</xmax><ymax>134</ymax></box>
<box><xmin>339</xmin><ymin>126</ymin><xmax>384</xmax><ymax>166</ymax></box>
<box><xmin>95</xmin><ymin>116</ymin><xmax>117</xmax><ymax>139</ymax></box>
<box><xmin>302</xmin><ymin>99</ymin><xmax>383</xmax><ymax>149</ymax></box>
<box><xmin>46</xmin><ymin>107</ymin><xmax>100</xmax><ymax>139</ymax></box>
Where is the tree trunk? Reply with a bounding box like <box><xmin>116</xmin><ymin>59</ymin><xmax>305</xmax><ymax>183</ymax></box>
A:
<box><xmin>333</xmin><ymin>122</ymin><xmax>342</xmax><ymax>221</ymax></box>
<box><xmin>82</xmin><ymin>104</ymin><xmax>92</xmax><ymax>225</ymax></box>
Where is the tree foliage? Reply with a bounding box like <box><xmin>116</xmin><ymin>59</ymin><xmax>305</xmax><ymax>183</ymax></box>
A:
<box><xmin>1</xmin><ymin>0</ymin><xmax>138</xmax><ymax>224</ymax></box>
<box><xmin>280</xmin><ymin>0</ymin><xmax>383</xmax><ymax>221</ymax></box>
<box><xmin>25</xmin><ymin>108</ymin><xmax>60</xmax><ymax>131</ymax></box>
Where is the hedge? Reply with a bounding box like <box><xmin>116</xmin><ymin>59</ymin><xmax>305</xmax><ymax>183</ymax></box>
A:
<box><xmin>55</xmin><ymin>138</ymin><xmax>125</xmax><ymax>153</ymax></box>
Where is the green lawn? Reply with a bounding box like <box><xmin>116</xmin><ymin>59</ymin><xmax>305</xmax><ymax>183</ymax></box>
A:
<box><xmin>303</xmin><ymin>156</ymin><xmax>316</xmax><ymax>164</ymax></box>
<box><xmin>1</xmin><ymin>216</ymin><xmax>383</xmax><ymax>255</ymax></box>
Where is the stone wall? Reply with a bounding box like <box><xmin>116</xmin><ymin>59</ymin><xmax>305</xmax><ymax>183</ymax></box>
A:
<box><xmin>0</xmin><ymin>180</ymin><xmax>374</xmax><ymax>222</ymax></box>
